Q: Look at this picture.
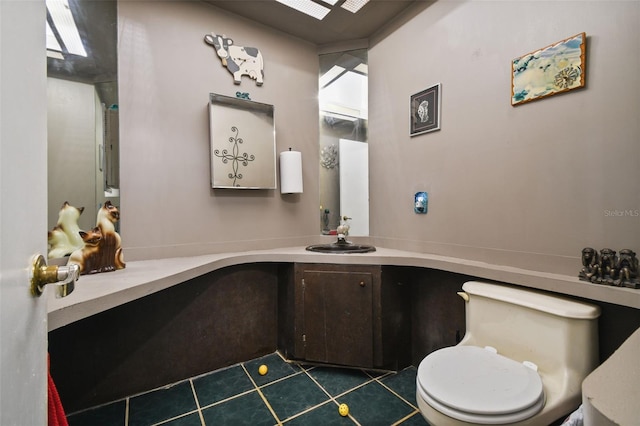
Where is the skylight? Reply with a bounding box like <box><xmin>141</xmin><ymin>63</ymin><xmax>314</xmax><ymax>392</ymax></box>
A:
<box><xmin>276</xmin><ymin>0</ymin><xmax>370</xmax><ymax>20</ymax></box>
<box><xmin>353</xmin><ymin>63</ymin><xmax>368</xmax><ymax>75</ymax></box>
<box><xmin>46</xmin><ymin>21</ymin><xmax>62</xmax><ymax>52</ymax></box>
<box><xmin>320</xmin><ymin>70</ymin><xmax>368</xmax><ymax>120</ymax></box>
<box><xmin>275</xmin><ymin>0</ymin><xmax>331</xmax><ymax>20</ymax></box>
<box><xmin>320</xmin><ymin>65</ymin><xmax>346</xmax><ymax>88</ymax></box>
<box><xmin>341</xmin><ymin>0</ymin><xmax>369</xmax><ymax>14</ymax></box>
<box><xmin>46</xmin><ymin>0</ymin><xmax>87</xmax><ymax>57</ymax></box>
<box><xmin>46</xmin><ymin>21</ymin><xmax>65</xmax><ymax>59</ymax></box>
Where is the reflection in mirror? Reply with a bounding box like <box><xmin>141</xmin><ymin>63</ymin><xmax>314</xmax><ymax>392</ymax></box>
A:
<box><xmin>46</xmin><ymin>0</ymin><xmax>119</xmax><ymax>235</ymax></box>
<box><xmin>209</xmin><ymin>94</ymin><xmax>277</xmax><ymax>189</ymax></box>
<box><xmin>318</xmin><ymin>49</ymin><xmax>369</xmax><ymax>236</ymax></box>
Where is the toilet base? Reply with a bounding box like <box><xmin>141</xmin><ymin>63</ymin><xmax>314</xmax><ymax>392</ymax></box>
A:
<box><xmin>416</xmin><ymin>392</ymin><xmax>574</xmax><ymax>426</ymax></box>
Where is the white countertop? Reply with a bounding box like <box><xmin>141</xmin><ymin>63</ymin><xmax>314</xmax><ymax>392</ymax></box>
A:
<box><xmin>47</xmin><ymin>246</ymin><xmax>640</xmax><ymax>331</ymax></box>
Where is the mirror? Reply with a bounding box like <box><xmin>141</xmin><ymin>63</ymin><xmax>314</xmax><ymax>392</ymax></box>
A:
<box><xmin>208</xmin><ymin>94</ymin><xmax>277</xmax><ymax>189</ymax></box>
<box><xmin>318</xmin><ymin>49</ymin><xmax>369</xmax><ymax>236</ymax></box>
<box><xmin>46</xmin><ymin>0</ymin><xmax>119</xmax><ymax>233</ymax></box>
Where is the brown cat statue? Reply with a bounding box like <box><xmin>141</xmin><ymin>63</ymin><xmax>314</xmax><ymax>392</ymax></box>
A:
<box><xmin>68</xmin><ymin>227</ymin><xmax>102</xmax><ymax>273</ymax></box>
<box><xmin>69</xmin><ymin>201</ymin><xmax>125</xmax><ymax>274</ymax></box>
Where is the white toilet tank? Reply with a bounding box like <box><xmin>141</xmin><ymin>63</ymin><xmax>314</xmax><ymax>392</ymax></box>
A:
<box><xmin>458</xmin><ymin>281</ymin><xmax>601</xmax><ymax>380</ymax></box>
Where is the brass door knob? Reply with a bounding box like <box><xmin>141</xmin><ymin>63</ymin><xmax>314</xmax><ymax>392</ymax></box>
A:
<box><xmin>30</xmin><ymin>254</ymin><xmax>79</xmax><ymax>298</ymax></box>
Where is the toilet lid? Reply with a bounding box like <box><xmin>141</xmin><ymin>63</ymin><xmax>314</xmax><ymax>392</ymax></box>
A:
<box><xmin>417</xmin><ymin>346</ymin><xmax>544</xmax><ymax>418</ymax></box>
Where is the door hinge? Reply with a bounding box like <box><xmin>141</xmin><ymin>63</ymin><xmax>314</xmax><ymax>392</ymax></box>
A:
<box><xmin>302</xmin><ymin>334</ymin><xmax>306</xmax><ymax>342</ymax></box>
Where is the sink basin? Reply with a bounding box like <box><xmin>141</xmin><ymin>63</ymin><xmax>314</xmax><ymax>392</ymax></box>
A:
<box><xmin>305</xmin><ymin>242</ymin><xmax>376</xmax><ymax>254</ymax></box>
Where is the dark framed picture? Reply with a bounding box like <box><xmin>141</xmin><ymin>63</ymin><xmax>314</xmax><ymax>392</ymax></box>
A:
<box><xmin>410</xmin><ymin>83</ymin><xmax>441</xmax><ymax>136</ymax></box>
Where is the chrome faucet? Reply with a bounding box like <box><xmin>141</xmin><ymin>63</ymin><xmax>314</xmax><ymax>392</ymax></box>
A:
<box><xmin>336</xmin><ymin>216</ymin><xmax>352</xmax><ymax>244</ymax></box>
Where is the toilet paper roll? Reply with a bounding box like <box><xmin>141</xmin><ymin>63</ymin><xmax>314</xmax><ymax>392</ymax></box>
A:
<box><xmin>279</xmin><ymin>150</ymin><xmax>303</xmax><ymax>194</ymax></box>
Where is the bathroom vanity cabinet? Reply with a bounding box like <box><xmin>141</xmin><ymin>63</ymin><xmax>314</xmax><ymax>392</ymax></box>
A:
<box><xmin>279</xmin><ymin>263</ymin><xmax>411</xmax><ymax>370</ymax></box>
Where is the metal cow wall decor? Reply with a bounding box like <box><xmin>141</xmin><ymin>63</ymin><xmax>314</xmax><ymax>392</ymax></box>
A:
<box><xmin>204</xmin><ymin>32</ymin><xmax>264</xmax><ymax>86</ymax></box>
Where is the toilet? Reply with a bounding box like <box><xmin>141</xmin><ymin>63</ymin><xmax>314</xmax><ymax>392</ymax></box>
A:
<box><xmin>416</xmin><ymin>281</ymin><xmax>600</xmax><ymax>425</ymax></box>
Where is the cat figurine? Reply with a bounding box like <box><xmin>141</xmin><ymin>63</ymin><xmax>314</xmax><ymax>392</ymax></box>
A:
<box><xmin>68</xmin><ymin>227</ymin><xmax>103</xmax><ymax>274</ymax></box>
<box><xmin>96</xmin><ymin>200</ymin><xmax>125</xmax><ymax>272</ymax></box>
<box><xmin>69</xmin><ymin>201</ymin><xmax>125</xmax><ymax>274</ymax></box>
<box><xmin>47</xmin><ymin>201</ymin><xmax>85</xmax><ymax>259</ymax></box>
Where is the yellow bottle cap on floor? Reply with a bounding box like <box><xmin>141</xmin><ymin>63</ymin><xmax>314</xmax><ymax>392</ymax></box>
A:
<box><xmin>258</xmin><ymin>365</ymin><xmax>268</xmax><ymax>376</ymax></box>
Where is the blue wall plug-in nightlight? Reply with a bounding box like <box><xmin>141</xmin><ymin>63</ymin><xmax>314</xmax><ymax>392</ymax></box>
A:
<box><xmin>414</xmin><ymin>192</ymin><xmax>428</xmax><ymax>214</ymax></box>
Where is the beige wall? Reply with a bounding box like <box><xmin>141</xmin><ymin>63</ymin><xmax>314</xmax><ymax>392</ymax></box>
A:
<box><xmin>118</xmin><ymin>1</ymin><xmax>321</xmax><ymax>260</ymax></box>
<box><xmin>118</xmin><ymin>1</ymin><xmax>639</xmax><ymax>276</ymax></box>
<box><xmin>368</xmin><ymin>1</ymin><xmax>640</xmax><ymax>275</ymax></box>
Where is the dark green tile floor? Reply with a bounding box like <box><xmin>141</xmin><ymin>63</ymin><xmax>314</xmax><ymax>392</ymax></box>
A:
<box><xmin>67</xmin><ymin>352</ymin><xmax>429</xmax><ymax>426</ymax></box>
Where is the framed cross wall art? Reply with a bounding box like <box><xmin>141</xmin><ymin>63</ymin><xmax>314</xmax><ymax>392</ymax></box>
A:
<box><xmin>208</xmin><ymin>93</ymin><xmax>276</xmax><ymax>189</ymax></box>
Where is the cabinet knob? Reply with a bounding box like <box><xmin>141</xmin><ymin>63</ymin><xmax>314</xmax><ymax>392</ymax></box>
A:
<box><xmin>359</xmin><ymin>281</ymin><xmax>366</xmax><ymax>287</ymax></box>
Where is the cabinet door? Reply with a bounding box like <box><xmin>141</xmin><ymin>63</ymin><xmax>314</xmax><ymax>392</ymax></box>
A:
<box><xmin>302</xmin><ymin>270</ymin><xmax>374</xmax><ymax>367</ymax></box>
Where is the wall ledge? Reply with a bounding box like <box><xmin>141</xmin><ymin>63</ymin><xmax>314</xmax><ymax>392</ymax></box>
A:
<box><xmin>47</xmin><ymin>246</ymin><xmax>640</xmax><ymax>331</ymax></box>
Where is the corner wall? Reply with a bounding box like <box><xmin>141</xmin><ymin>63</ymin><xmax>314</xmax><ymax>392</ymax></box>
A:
<box><xmin>368</xmin><ymin>1</ymin><xmax>640</xmax><ymax>275</ymax></box>
<box><xmin>118</xmin><ymin>1</ymin><xmax>320</xmax><ymax>260</ymax></box>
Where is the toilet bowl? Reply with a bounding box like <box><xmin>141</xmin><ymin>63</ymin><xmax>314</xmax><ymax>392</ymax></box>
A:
<box><xmin>417</xmin><ymin>346</ymin><xmax>545</xmax><ymax>424</ymax></box>
<box><xmin>416</xmin><ymin>281</ymin><xmax>600</xmax><ymax>426</ymax></box>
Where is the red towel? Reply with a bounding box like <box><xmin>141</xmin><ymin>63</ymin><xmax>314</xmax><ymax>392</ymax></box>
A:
<box><xmin>48</xmin><ymin>355</ymin><xmax>69</xmax><ymax>426</ymax></box>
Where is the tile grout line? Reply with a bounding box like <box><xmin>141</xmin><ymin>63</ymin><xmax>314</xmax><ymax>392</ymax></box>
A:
<box><xmin>249</xmin><ymin>354</ymin><xmax>336</xmax><ymax>424</ymax></box>
<box><xmin>198</xmin><ymin>388</ymin><xmax>256</xmax><ymax>411</ymax></box>
<box><xmin>145</xmin><ymin>378</ymin><xmax>212</xmax><ymax>426</ymax></box>
<box><xmin>240</xmin><ymin>362</ymin><xmax>283</xmax><ymax>425</ymax></box>
<box><xmin>301</xmin><ymin>366</ymin><xmax>334</xmax><ymax>400</ymax></box>
<box><xmin>151</xmin><ymin>410</ymin><xmax>201</xmax><ymax>426</ymax></box>
<box><xmin>280</xmin><ymin>400</ymin><xmax>342</xmax><ymax>425</ymax></box>
<box><xmin>302</xmin><ymin>364</ymin><xmax>384</xmax><ymax>423</ymax></box>
<box><xmin>261</xmin><ymin>369</ymin><xmax>307</xmax><ymax>388</ymax></box>
<box><xmin>300</xmin><ymin>367</ymin><xmax>415</xmax><ymax>425</ymax></box>
<box><xmin>286</xmin><ymin>369</ymin><xmax>337</xmax><ymax>422</ymax></box>
<box><xmin>374</xmin><ymin>373</ymin><xmax>419</xmax><ymax>411</ymax></box>
<box><xmin>244</xmin><ymin>354</ymin><xmax>360</xmax><ymax>425</ymax></box>
<box><xmin>75</xmin><ymin>351</ymin><xmax>419</xmax><ymax>426</ymax></box>
<box><xmin>366</xmin><ymin>370</ymin><xmax>394</xmax><ymax>380</ymax></box>
<box><xmin>296</xmin><ymin>367</ymin><xmax>362</xmax><ymax>426</ymax></box>
<box><xmin>391</xmin><ymin>409</ymin><xmax>423</xmax><ymax>426</ymax></box>
<box><xmin>195</xmin><ymin>355</ymin><xmax>306</xmax><ymax>412</ymax></box>
<box><xmin>189</xmin><ymin>378</ymin><xmax>207</xmax><ymax>426</ymax></box>
<box><xmin>136</xmin><ymin>381</ymin><xmax>203</xmax><ymax>426</ymax></box>
<box><xmin>274</xmin><ymin>350</ymin><xmax>291</xmax><ymax>363</ymax></box>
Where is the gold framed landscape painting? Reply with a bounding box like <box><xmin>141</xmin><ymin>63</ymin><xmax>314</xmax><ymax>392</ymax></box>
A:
<box><xmin>511</xmin><ymin>33</ymin><xmax>586</xmax><ymax>106</ymax></box>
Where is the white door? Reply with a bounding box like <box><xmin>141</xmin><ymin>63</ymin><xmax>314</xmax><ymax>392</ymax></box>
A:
<box><xmin>339</xmin><ymin>139</ymin><xmax>369</xmax><ymax>236</ymax></box>
<box><xmin>0</xmin><ymin>1</ymin><xmax>49</xmax><ymax>424</ymax></box>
